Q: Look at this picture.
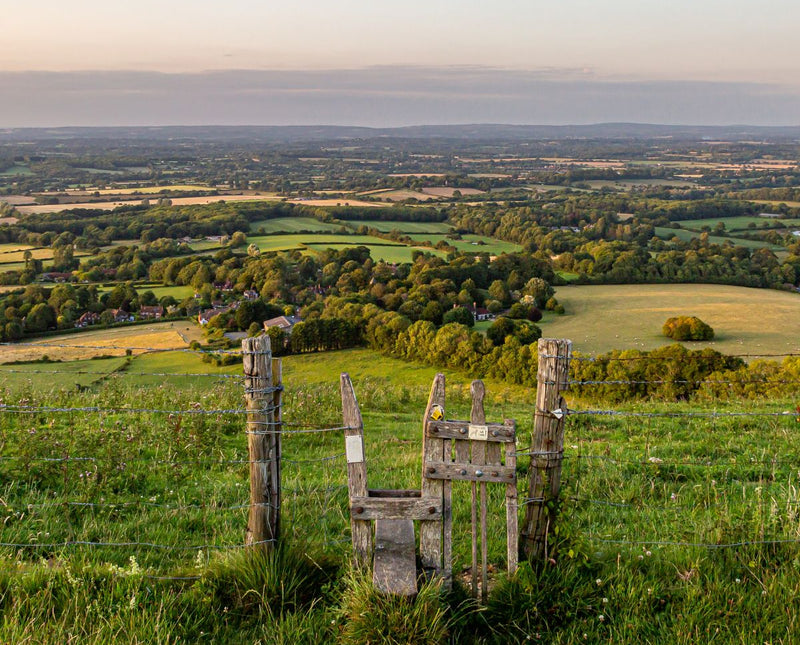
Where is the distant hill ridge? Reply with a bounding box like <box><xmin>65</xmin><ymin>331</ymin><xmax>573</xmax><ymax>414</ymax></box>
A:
<box><xmin>2</xmin><ymin>123</ymin><xmax>800</xmax><ymax>143</ymax></box>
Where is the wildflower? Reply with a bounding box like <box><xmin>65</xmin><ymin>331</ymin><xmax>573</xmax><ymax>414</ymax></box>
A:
<box><xmin>596</xmin><ymin>578</ymin><xmax>602</xmax><ymax>586</ymax></box>
<box><xmin>598</xmin><ymin>615</ymin><xmax>605</xmax><ymax>622</ymax></box>
<box><xmin>735</xmin><ymin>578</ymin><xmax>741</xmax><ymax>583</ymax></box>
<box><xmin>602</xmin><ymin>597</ymin><xmax>608</xmax><ymax>604</ymax></box>
<box><xmin>645</xmin><ymin>550</ymin><xmax>652</xmax><ymax>557</ymax></box>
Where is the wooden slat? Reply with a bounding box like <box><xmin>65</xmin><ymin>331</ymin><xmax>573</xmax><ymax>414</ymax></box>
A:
<box><xmin>471</xmin><ymin>381</ymin><xmax>489</xmax><ymax>602</ymax></box>
<box><xmin>427</xmin><ymin>420</ymin><xmax>515</xmax><ymax>442</ymax></box>
<box><xmin>373</xmin><ymin>519</ymin><xmax>417</xmax><ymax>597</ymax></box>
<box><xmin>420</xmin><ymin>373</ymin><xmax>446</xmax><ymax>583</ymax></box>
<box><xmin>504</xmin><ymin>419</ymin><xmax>519</xmax><ymax>575</ymax></box>
<box><xmin>350</xmin><ymin>497</ymin><xmax>442</xmax><ymax>520</ymax></box>
<box><xmin>425</xmin><ymin>462</ymin><xmax>516</xmax><ymax>483</ymax></box>
<box><xmin>271</xmin><ymin>358</ymin><xmax>283</xmax><ymax>545</ymax></box>
<box><xmin>368</xmin><ymin>489</ymin><xmax>422</xmax><ymax>499</ymax></box>
<box><xmin>341</xmin><ymin>373</ymin><xmax>371</xmax><ymax>569</ymax></box>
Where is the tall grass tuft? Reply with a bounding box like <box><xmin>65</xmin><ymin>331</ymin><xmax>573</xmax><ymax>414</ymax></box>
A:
<box><xmin>338</xmin><ymin>572</ymin><xmax>451</xmax><ymax>645</ymax></box>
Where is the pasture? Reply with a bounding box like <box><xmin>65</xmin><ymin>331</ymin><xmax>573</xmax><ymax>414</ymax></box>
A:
<box><xmin>421</xmin><ymin>187</ymin><xmax>485</xmax><ymax>198</ymax></box>
<box><xmin>348</xmin><ymin>220</ymin><xmax>452</xmax><ymax>234</ymax></box>
<box><xmin>0</xmin><ymin>320</ymin><xmax>202</xmax><ymax>363</ymax></box>
<box><xmin>15</xmin><ymin>195</ymin><xmax>277</xmax><ymax>215</ymax></box>
<box><xmin>367</xmin><ymin>189</ymin><xmax>434</xmax><ymax>201</ymax></box>
<box><xmin>247</xmin><ymin>233</ymin><xmax>404</xmax><ymax>254</ymax></box>
<box><xmin>303</xmin><ymin>243</ymin><xmax>445</xmax><ymax>263</ymax></box>
<box><xmin>541</xmin><ymin>283</ymin><xmax>800</xmax><ymax>356</ymax></box>
<box><xmin>249</xmin><ymin>217</ymin><xmax>344</xmax><ymax>233</ymax></box>
<box><xmin>653</xmin><ymin>226</ymin><xmax>783</xmax><ymax>251</ymax></box>
<box><xmin>404</xmin><ymin>233</ymin><xmax>522</xmax><ymax>255</ymax></box>
<box><xmin>676</xmin><ymin>215</ymin><xmax>800</xmax><ymax>232</ymax></box>
<box><xmin>1</xmin><ymin>343</ymin><xmax>800</xmax><ymax>641</ymax></box>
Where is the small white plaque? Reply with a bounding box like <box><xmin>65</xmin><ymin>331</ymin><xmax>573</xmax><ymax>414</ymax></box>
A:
<box><xmin>468</xmin><ymin>424</ymin><xmax>489</xmax><ymax>441</ymax></box>
<box><xmin>345</xmin><ymin>435</ymin><xmax>364</xmax><ymax>463</ymax></box>
<box><xmin>552</xmin><ymin>408</ymin><xmax>565</xmax><ymax>420</ymax></box>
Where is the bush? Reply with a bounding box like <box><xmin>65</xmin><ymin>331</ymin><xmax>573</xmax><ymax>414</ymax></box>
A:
<box><xmin>662</xmin><ymin>316</ymin><xmax>714</xmax><ymax>341</ymax></box>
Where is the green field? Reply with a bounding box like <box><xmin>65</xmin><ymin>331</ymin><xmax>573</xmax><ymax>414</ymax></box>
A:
<box><xmin>249</xmin><ymin>217</ymin><xmax>344</xmax><ymax>233</ymax></box>
<box><xmin>347</xmin><ymin>220</ymin><xmax>452</xmax><ymax>234</ymax></box>
<box><xmin>303</xmin><ymin>243</ymin><xmax>445</xmax><ymax>263</ymax></box>
<box><xmin>96</xmin><ymin>283</ymin><xmax>196</xmax><ymax>300</ymax></box>
<box><xmin>542</xmin><ymin>283</ymin><xmax>800</xmax><ymax>355</ymax></box>
<box><xmin>0</xmin><ymin>356</ymin><xmax>130</xmax><ymax>395</ymax></box>
<box><xmin>585</xmin><ymin>178</ymin><xmax>699</xmax><ymax>189</ymax></box>
<box><xmin>0</xmin><ymin>243</ymin><xmax>36</xmax><ymax>254</ymax></box>
<box><xmin>404</xmin><ymin>233</ymin><xmax>523</xmax><ymax>254</ymax></box>
<box><xmin>0</xmin><ymin>165</ymin><xmax>34</xmax><ymax>176</ymax></box>
<box><xmin>676</xmin><ymin>215</ymin><xmax>800</xmax><ymax>232</ymax></box>
<box><xmin>654</xmin><ymin>226</ymin><xmax>783</xmax><ymax>251</ymax></box>
<box><xmin>2</xmin><ymin>343</ymin><xmax>800</xmax><ymax>641</ymax></box>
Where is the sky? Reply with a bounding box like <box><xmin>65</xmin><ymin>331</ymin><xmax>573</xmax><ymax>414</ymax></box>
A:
<box><xmin>2</xmin><ymin>0</ymin><xmax>800</xmax><ymax>127</ymax></box>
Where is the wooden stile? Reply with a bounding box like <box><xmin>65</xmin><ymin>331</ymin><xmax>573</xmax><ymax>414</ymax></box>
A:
<box><xmin>242</xmin><ymin>335</ymin><xmax>279</xmax><ymax>549</ymax></box>
<box><xmin>521</xmin><ymin>338</ymin><xmax>572</xmax><ymax>560</ymax></box>
<box><xmin>341</xmin><ymin>373</ymin><xmax>372</xmax><ymax>569</ymax></box>
<box><xmin>420</xmin><ymin>373</ymin><xmax>448</xmax><ymax>585</ymax></box>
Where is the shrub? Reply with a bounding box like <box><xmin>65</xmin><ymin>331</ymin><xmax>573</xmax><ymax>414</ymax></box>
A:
<box><xmin>662</xmin><ymin>316</ymin><xmax>714</xmax><ymax>341</ymax></box>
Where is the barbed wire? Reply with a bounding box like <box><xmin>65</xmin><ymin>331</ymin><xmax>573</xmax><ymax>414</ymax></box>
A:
<box><xmin>575</xmin><ymin>454</ymin><xmax>793</xmax><ymax>467</ymax></box>
<box><xmin>565</xmin><ymin>408</ymin><xmax>797</xmax><ymax>419</ymax></box>
<box><xmin>0</xmin><ymin>368</ymin><xmax>245</xmax><ymax>380</ymax></box>
<box><xmin>0</xmin><ymin>341</ymin><xmax>258</xmax><ymax>356</ymax></box>
<box><xmin>559</xmin><ymin>378</ymin><xmax>800</xmax><ymax>387</ymax></box>
<box><xmin>0</xmin><ymin>538</ymin><xmax>276</xmax><ymax>550</ymax></box>
<box><xmin>0</xmin><ymin>453</ymin><xmax>346</xmax><ymax>466</ymax></box>
<box><xmin>543</xmin><ymin>352</ymin><xmax>800</xmax><ymax>363</ymax></box>
<box><xmin>581</xmin><ymin>536</ymin><xmax>800</xmax><ymax>549</ymax></box>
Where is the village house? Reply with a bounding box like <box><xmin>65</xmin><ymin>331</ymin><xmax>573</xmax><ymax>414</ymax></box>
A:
<box><xmin>243</xmin><ymin>289</ymin><xmax>260</xmax><ymax>301</ymax></box>
<box><xmin>466</xmin><ymin>302</ymin><xmax>495</xmax><ymax>322</ymax></box>
<box><xmin>139</xmin><ymin>305</ymin><xmax>164</xmax><ymax>319</ymax></box>
<box><xmin>75</xmin><ymin>311</ymin><xmax>100</xmax><ymax>328</ymax></box>
<box><xmin>263</xmin><ymin>315</ymin><xmax>302</xmax><ymax>334</ymax></box>
<box><xmin>110</xmin><ymin>308</ymin><xmax>134</xmax><ymax>323</ymax></box>
<box><xmin>197</xmin><ymin>302</ymin><xmax>239</xmax><ymax>325</ymax></box>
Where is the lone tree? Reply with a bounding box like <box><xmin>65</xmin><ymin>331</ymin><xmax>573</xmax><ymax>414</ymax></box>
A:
<box><xmin>662</xmin><ymin>316</ymin><xmax>714</xmax><ymax>341</ymax></box>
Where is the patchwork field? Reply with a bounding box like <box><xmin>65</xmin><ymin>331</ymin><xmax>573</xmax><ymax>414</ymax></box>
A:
<box><xmin>249</xmin><ymin>217</ymin><xmax>344</xmax><ymax>233</ymax></box>
<box><xmin>15</xmin><ymin>195</ymin><xmax>278</xmax><ymax>215</ymax></box>
<box><xmin>247</xmin><ymin>233</ymin><xmax>403</xmax><ymax>254</ymax></box>
<box><xmin>404</xmin><ymin>233</ymin><xmax>523</xmax><ymax>254</ymax></box>
<box><xmin>420</xmin><ymin>187</ymin><xmax>485</xmax><ymax>197</ymax></box>
<box><xmin>676</xmin><ymin>216</ymin><xmax>800</xmax><ymax>232</ymax></box>
<box><xmin>0</xmin><ymin>321</ymin><xmax>203</xmax><ymax>362</ymax></box>
<box><xmin>541</xmin><ymin>283</ymin><xmax>800</xmax><ymax>356</ymax></box>
<box><xmin>348</xmin><ymin>220</ymin><xmax>452</xmax><ymax>234</ymax></box>
<box><xmin>654</xmin><ymin>226</ymin><xmax>783</xmax><ymax>250</ymax></box>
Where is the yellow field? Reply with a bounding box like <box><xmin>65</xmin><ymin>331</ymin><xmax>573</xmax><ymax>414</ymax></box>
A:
<box><xmin>286</xmin><ymin>198</ymin><xmax>387</xmax><ymax>207</ymax></box>
<box><xmin>541</xmin><ymin>283</ymin><xmax>800</xmax><ymax>356</ymax></box>
<box><xmin>0</xmin><ymin>322</ymin><xmax>204</xmax><ymax>363</ymax></box>
<box><xmin>751</xmin><ymin>200</ymin><xmax>800</xmax><ymax>208</ymax></box>
<box><xmin>420</xmin><ymin>187</ymin><xmax>485</xmax><ymax>197</ymax></box>
<box><xmin>16</xmin><ymin>194</ymin><xmax>279</xmax><ymax>215</ymax></box>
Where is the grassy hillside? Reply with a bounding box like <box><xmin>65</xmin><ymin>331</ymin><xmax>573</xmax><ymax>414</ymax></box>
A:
<box><xmin>543</xmin><ymin>283</ymin><xmax>800</xmax><ymax>356</ymax></box>
<box><xmin>1</xmin><ymin>345</ymin><xmax>800</xmax><ymax>642</ymax></box>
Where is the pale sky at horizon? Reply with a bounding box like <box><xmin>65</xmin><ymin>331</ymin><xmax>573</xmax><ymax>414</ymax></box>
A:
<box><xmin>3</xmin><ymin>1</ymin><xmax>800</xmax><ymax>127</ymax></box>
<box><xmin>4</xmin><ymin>0</ymin><xmax>800</xmax><ymax>82</ymax></box>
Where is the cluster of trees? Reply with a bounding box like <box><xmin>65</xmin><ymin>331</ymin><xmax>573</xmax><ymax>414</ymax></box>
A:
<box><xmin>662</xmin><ymin>316</ymin><xmax>714</xmax><ymax>341</ymax></box>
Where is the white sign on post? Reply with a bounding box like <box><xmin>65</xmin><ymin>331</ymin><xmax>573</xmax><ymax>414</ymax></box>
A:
<box><xmin>345</xmin><ymin>435</ymin><xmax>364</xmax><ymax>463</ymax></box>
<box><xmin>468</xmin><ymin>424</ymin><xmax>489</xmax><ymax>441</ymax></box>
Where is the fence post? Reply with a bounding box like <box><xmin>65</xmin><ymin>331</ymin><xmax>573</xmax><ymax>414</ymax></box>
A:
<box><xmin>521</xmin><ymin>338</ymin><xmax>571</xmax><ymax>561</ymax></box>
<box><xmin>242</xmin><ymin>334</ymin><xmax>280</xmax><ymax>549</ymax></box>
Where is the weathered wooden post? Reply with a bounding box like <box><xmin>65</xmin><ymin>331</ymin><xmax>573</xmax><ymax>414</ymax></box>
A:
<box><xmin>420</xmin><ymin>374</ymin><xmax>447</xmax><ymax>585</ymax></box>
<box><xmin>341</xmin><ymin>373</ymin><xmax>372</xmax><ymax>569</ymax></box>
<box><xmin>521</xmin><ymin>338</ymin><xmax>572</xmax><ymax>560</ymax></box>
<box><xmin>242</xmin><ymin>334</ymin><xmax>280</xmax><ymax>549</ymax></box>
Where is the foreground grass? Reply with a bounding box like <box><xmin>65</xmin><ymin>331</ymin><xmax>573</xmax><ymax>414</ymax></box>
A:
<box><xmin>1</xmin><ymin>348</ymin><xmax>800</xmax><ymax>641</ymax></box>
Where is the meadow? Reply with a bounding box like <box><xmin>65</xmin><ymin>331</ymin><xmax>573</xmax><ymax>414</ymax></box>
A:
<box><xmin>404</xmin><ymin>233</ymin><xmax>523</xmax><ymax>254</ymax></box>
<box><xmin>1</xmin><ymin>343</ymin><xmax>800</xmax><ymax>642</ymax></box>
<box><xmin>345</xmin><ymin>220</ymin><xmax>452</xmax><ymax>234</ymax></box>
<box><xmin>654</xmin><ymin>226</ymin><xmax>783</xmax><ymax>251</ymax></box>
<box><xmin>675</xmin><ymin>215</ymin><xmax>800</xmax><ymax>232</ymax></box>
<box><xmin>249</xmin><ymin>217</ymin><xmax>345</xmax><ymax>233</ymax></box>
<box><xmin>541</xmin><ymin>283</ymin><xmax>800</xmax><ymax>356</ymax></box>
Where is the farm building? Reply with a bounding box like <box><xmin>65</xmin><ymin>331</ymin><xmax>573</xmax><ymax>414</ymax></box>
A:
<box><xmin>263</xmin><ymin>315</ymin><xmax>302</xmax><ymax>334</ymax></box>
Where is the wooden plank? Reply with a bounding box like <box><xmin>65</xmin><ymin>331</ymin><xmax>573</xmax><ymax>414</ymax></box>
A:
<box><xmin>350</xmin><ymin>497</ymin><xmax>442</xmax><ymax>520</ymax></box>
<box><xmin>471</xmin><ymin>381</ymin><xmax>488</xmax><ymax>602</ymax></box>
<box><xmin>442</xmin><ymin>438</ymin><xmax>452</xmax><ymax>591</ymax></box>
<box><xmin>420</xmin><ymin>373</ymin><xmax>446</xmax><ymax>582</ymax></box>
<box><xmin>242</xmin><ymin>335</ymin><xmax>277</xmax><ymax>549</ymax></box>
<box><xmin>427</xmin><ymin>421</ymin><xmax>515</xmax><ymax>442</ymax></box>
<box><xmin>521</xmin><ymin>339</ymin><xmax>572</xmax><ymax>560</ymax></box>
<box><xmin>341</xmin><ymin>373</ymin><xmax>372</xmax><ymax>569</ymax></box>
<box><xmin>271</xmin><ymin>358</ymin><xmax>283</xmax><ymax>546</ymax></box>
<box><xmin>368</xmin><ymin>489</ymin><xmax>422</xmax><ymax>499</ymax></box>
<box><xmin>425</xmin><ymin>462</ymin><xmax>516</xmax><ymax>483</ymax></box>
<box><xmin>373</xmin><ymin>519</ymin><xmax>417</xmax><ymax>597</ymax></box>
<box><xmin>505</xmin><ymin>419</ymin><xmax>519</xmax><ymax>575</ymax></box>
